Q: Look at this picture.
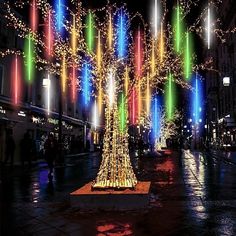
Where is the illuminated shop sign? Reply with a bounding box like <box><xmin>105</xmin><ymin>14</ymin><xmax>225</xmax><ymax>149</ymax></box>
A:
<box><xmin>18</xmin><ymin>111</ymin><xmax>26</xmax><ymax>117</ymax></box>
<box><xmin>0</xmin><ymin>106</ymin><xmax>6</xmax><ymax>114</ymax></box>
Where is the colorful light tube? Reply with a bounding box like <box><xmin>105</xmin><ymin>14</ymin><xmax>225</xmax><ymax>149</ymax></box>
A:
<box><xmin>116</xmin><ymin>9</ymin><xmax>128</xmax><ymax>58</ymax></box>
<box><xmin>71</xmin><ymin>63</ymin><xmax>76</xmax><ymax>103</ymax></box>
<box><xmin>86</xmin><ymin>10</ymin><xmax>95</xmax><ymax>52</ymax></box>
<box><xmin>124</xmin><ymin>66</ymin><xmax>129</xmax><ymax>96</ymax></box>
<box><xmin>159</xmin><ymin>22</ymin><xmax>164</xmax><ymax>63</ymax></box>
<box><xmin>61</xmin><ymin>54</ymin><xmax>67</xmax><ymax>94</ymax></box>
<box><xmin>45</xmin><ymin>9</ymin><xmax>53</xmax><ymax>59</ymax></box>
<box><xmin>47</xmin><ymin>73</ymin><xmax>51</xmax><ymax>115</ymax></box>
<box><xmin>184</xmin><ymin>31</ymin><xmax>192</xmax><ymax>80</ymax></box>
<box><xmin>30</xmin><ymin>0</ymin><xmax>38</xmax><ymax>32</ymax></box>
<box><xmin>108</xmin><ymin>69</ymin><xmax>115</xmax><ymax>107</ymax></box>
<box><xmin>108</xmin><ymin>12</ymin><xmax>113</xmax><ymax>49</ymax></box>
<box><xmin>71</xmin><ymin>13</ymin><xmax>77</xmax><ymax>56</ymax></box>
<box><xmin>191</xmin><ymin>73</ymin><xmax>203</xmax><ymax>125</ymax></box>
<box><xmin>82</xmin><ymin>62</ymin><xmax>91</xmax><ymax>107</ymax></box>
<box><xmin>151</xmin><ymin>96</ymin><xmax>161</xmax><ymax>141</ymax></box>
<box><xmin>135</xmin><ymin>29</ymin><xmax>143</xmax><ymax>78</ymax></box>
<box><xmin>55</xmin><ymin>0</ymin><xmax>65</xmax><ymax>33</ymax></box>
<box><xmin>207</xmin><ymin>7</ymin><xmax>211</xmax><ymax>49</ymax></box>
<box><xmin>24</xmin><ymin>34</ymin><xmax>34</xmax><ymax>83</ymax></box>
<box><xmin>165</xmin><ymin>72</ymin><xmax>176</xmax><ymax>121</ymax></box>
<box><xmin>119</xmin><ymin>93</ymin><xmax>127</xmax><ymax>133</ymax></box>
<box><xmin>97</xmin><ymin>30</ymin><xmax>102</xmax><ymax>71</ymax></box>
<box><xmin>12</xmin><ymin>55</ymin><xmax>21</xmax><ymax>105</ymax></box>
<box><xmin>146</xmin><ymin>74</ymin><xmax>151</xmax><ymax>115</ymax></box>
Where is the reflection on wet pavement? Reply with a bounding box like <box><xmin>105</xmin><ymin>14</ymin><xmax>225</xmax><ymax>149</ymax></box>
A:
<box><xmin>96</xmin><ymin>221</ymin><xmax>133</xmax><ymax>236</ymax></box>
<box><xmin>1</xmin><ymin>150</ymin><xmax>236</xmax><ymax>235</ymax></box>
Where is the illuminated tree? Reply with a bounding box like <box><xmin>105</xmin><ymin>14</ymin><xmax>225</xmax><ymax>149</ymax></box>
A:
<box><xmin>1</xmin><ymin>0</ymin><xmax>234</xmax><ymax>189</ymax></box>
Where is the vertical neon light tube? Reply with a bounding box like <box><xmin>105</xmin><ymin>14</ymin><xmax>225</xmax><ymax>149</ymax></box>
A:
<box><xmin>89</xmin><ymin>11</ymin><xmax>93</xmax><ymax>51</ymax></box>
<box><xmin>125</xmin><ymin>66</ymin><xmax>129</xmax><ymax>96</ymax></box>
<box><xmin>108</xmin><ymin>12</ymin><xmax>113</xmax><ymax>49</ymax></box>
<box><xmin>119</xmin><ymin>93</ymin><xmax>126</xmax><ymax>133</ymax></box>
<box><xmin>32</xmin><ymin>0</ymin><xmax>36</xmax><ymax>31</ymax></box>
<box><xmin>86</xmin><ymin>11</ymin><xmax>94</xmax><ymax>52</ymax></box>
<box><xmin>28</xmin><ymin>35</ymin><xmax>31</xmax><ymax>82</ymax></box>
<box><xmin>61</xmin><ymin>55</ymin><xmax>66</xmax><ymax>94</ymax></box>
<box><xmin>160</xmin><ymin>22</ymin><xmax>164</xmax><ymax>62</ymax></box>
<box><xmin>25</xmin><ymin>34</ymin><xmax>34</xmax><ymax>83</ymax></box>
<box><xmin>168</xmin><ymin>73</ymin><xmax>173</xmax><ymax>120</ymax></box>
<box><xmin>47</xmin><ymin>73</ymin><xmax>51</xmax><ymax>115</ymax></box>
<box><xmin>176</xmin><ymin>3</ymin><xmax>180</xmax><ymax>52</ymax></box>
<box><xmin>97</xmin><ymin>30</ymin><xmax>101</xmax><ymax>70</ymax></box>
<box><xmin>48</xmin><ymin>10</ymin><xmax>52</xmax><ymax>58</ymax></box>
<box><xmin>48</xmin><ymin>10</ymin><xmax>51</xmax><ymax>56</ymax></box>
<box><xmin>98</xmin><ymin>80</ymin><xmax>102</xmax><ymax>115</ymax></box>
<box><xmin>136</xmin><ymin>29</ymin><xmax>143</xmax><ymax>77</ymax></box>
<box><xmin>192</xmin><ymin>73</ymin><xmax>203</xmax><ymax>125</ymax></box>
<box><xmin>165</xmin><ymin>72</ymin><xmax>175</xmax><ymax>121</ymax></box>
<box><xmin>72</xmin><ymin>64</ymin><xmax>76</xmax><ymax>103</ymax></box>
<box><xmin>119</xmin><ymin>10</ymin><xmax>124</xmax><ymax>58</ymax></box>
<box><xmin>151</xmin><ymin>96</ymin><xmax>162</xmax><ymax>142</ymax></box>
<box><xmin>58</xmin><ymin>0</ymin><xmax>62</xmax><ymax>30</ymax></box>
<box><xmin>146</xmin><ymin>74</ymin><xmax>150</xmax><ymax>115</ymax></box>
<box><xmin>207</xmin><ymin>7</ymin><xmax>211</xmax><ymax>49</ymax></box>
<box><xmin>132</xmin><ymin>89</ymin><xmax>136</xmax><ymax>124</ymax></box>
<box><xmin>56</xmin><ymin>0</ymin><xmax>64</xmax><ymax>33</ymax></box>
<box><xmin>117</xmin><ymin>9</ymin><xmax>127</xmax><ymax>58</ymax></box>
<box><xmin>195</xmin><ymin>74</ymin><xmax>199</xmax><ymax>124</ymax></box>
<box><xmin>151</xmin><ymin>39</ymin><xmax>155</xmax><ymax>75</ymax></box>
<box><xmin>152</xmin><ymin>0</ymin><xmax>160</xmax><ymax>39</ymax></box>
<box><xmin>138</xmin><ymin>80</ymin><xmax>141</xmax><ymax>121</ymax></box>
<box><xmin>15</xmin><ymin>55</ymin><xmax>18</xmax><ymax>104</ymax></box>
<box><xmin>30</xmin><ymin>0</ymin><xmax>38</xmax><ymax>32</ymax></box>
<box><xmin>83</xmin><ymin>63</ymin><xmax>89</xmax><ymax>106</ymax></box>
<box><xmin>184</xmin><ymin>32</ymin><xmax>191</xmax><ymax>80</ymax></box>
<box><xmin>135</xmin><ymin>29</ymin><xmax>142</xmax><ymax>120</ymax></box>
<box><xmin>154</xmin><ymin>0</ymin><xmax>158</xmax><ymax>38</ymax></box>
<box><xmin>152</xmin><ymin>97</ymin><xmax>159</xmax><ymax>141</ymax></box>
<box><xmin>72</xmin><ymin>14</ymin><xmax>77</xmax><ymax>55</ymax></box>
<box><xmin>93</xmin><ymin>99</ymin><xmax>97</xmax><ymax>130</ymax></box>
<box><xmin>108</xmin><ymin>70</ymin><xmax>115</xmax><ymax>107</ymax></box>
<box><xmin>97</xmin><ymin>30</ymin><xmax>102</xmax><ymax>113</ymax></box>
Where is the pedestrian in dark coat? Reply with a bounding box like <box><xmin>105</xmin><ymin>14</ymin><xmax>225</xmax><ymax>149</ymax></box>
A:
<box><xmin>44</xmin><ymin>133</ymin><xmax>58</xmax><ymax>179</ymax></box>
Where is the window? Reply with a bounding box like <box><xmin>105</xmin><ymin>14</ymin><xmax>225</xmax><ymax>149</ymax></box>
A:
<box><xmin>0</xmin><ymin>65</ymin><xmax>4</xmax><ymax>95</ymax></box>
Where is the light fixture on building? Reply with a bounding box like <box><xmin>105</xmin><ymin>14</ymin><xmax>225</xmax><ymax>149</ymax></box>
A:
<box><xmin>0</xmin><ymin>106</ymin><xmax>6</xmax><ymax>114</ymax></box>
<box><xmin>43</xmin><ymin>76</ymin><xmax>51</xmax><ymax>115</ymax></box>
<box><xmin>223</xmin><ymin>77</ymin><xmax>230</xmax><ymax>86</ymax></box>
<box><xmin>18</xmin><ymin>111</ymin><xmax>26</xmax><ymax>117</ymax></box>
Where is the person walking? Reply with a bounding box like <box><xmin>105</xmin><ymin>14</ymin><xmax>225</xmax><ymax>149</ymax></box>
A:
<box><xmin>44</xmin><ymin>133</ymin><xmax>58</xmax><ymax>179</ymax></box>
<box><xmin>4</xmin><ymin>132</ymin><xmax>15</xmax><ymax>166</ymax></box>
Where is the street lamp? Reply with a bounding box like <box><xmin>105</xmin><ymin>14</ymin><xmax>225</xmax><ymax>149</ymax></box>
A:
<box><xmin>223</xmin><ymin>77</ymin><xmax>230</xmax><ymax>86</ymax></box>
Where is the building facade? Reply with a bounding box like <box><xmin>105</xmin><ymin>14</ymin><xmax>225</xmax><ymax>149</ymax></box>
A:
<box><xmin>0</xmin><ymin>3</ymin><xmax>100</xmax><ymax>164</ymax></box>
<box><xmin>205</xmin><ymin>0</ymin><xmax>236</xmax><ymax>148</ymax></box>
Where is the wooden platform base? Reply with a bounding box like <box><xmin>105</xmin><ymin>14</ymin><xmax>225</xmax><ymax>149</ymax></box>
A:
<box><xmin>70</xmin><ymin>181</ymin><xmax>151</xmax><ymax>210</ymax></box>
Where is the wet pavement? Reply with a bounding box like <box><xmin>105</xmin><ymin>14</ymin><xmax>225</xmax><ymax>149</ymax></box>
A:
<box><xmin>1</xmin><ymin>150</ymin><xmax>236</xmax><ymax>235</ymax></box>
